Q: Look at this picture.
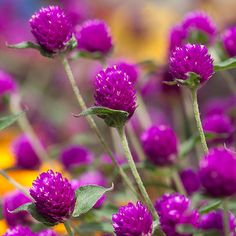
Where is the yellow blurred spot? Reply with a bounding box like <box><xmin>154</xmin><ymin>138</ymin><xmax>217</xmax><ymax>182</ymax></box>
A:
<box><xmin>53</xmin><ymin>223</ymin><xmax>66</xmax><ymax>234</ymax></box>
<box><xmin>0</xmin><ymin>220</ymin><xmax>8</xmax><ymax>235</ymax></box>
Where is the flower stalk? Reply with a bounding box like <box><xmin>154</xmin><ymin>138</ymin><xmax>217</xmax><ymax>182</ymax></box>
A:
<box><xmin>222</xmin><ymin>199</ymin><xmax>230</xmax><ymax>236</ymax></box>
<box><xmin>63</xmin><ymin>221</ymin><xmax>74</xmax><ymax>236</ymax></box>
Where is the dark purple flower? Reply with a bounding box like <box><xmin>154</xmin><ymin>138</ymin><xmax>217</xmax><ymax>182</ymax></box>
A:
<box><xmin>112</xmin><ymin>201</ymin><xmax>153</xmax><ymax>236</ymax></box>
<box><xmin>204</xmin><ymin>98</ymin><xmax>229</xmax><ymax>116</ymax></box>
<box><xmin>179</xmin><ymin>169</ymin><xmax>201</xmax><ymax>195</ymax></box>
<box><xmin>199</xmin><ymin>147</ymin><xmax>236</xmax><ymax>197</ymax></box>
<box><xmin>30</xmin><ymin>170</ymin><xmax>76</xmax><ymax>223</ymax></box>
<box><xmin>94</xmin><ymin>66</ymin><xmax>137</xmax><ymax>118</ymax></box>
<box><xmin>155</xmin><ymin>193</ymin><xmax>199</xmax><ymax>236</ymax></box>
<box><xmin>0</xmin><ymin>70</ymin><xmax>17</xmax><ymax>96</ymax></box>
<box><xmin>37</xmin><ymin>229</ymin><xmax>58</xmax><ymax>236</ymax></box>
<box><xmin>59</xmin><ymin>145</ymin><xmax>93</xmax><ymax>170</ymax></box>
<box><xmin>12</xmin><ymin>134</ymin><xmax>41</xmax><ymax>169</ymax></box>
<box><xmin>141</xmin><ymin>125</ymin><xmax>178</xmax><ymax>166</ymax></box>
<box><xmin>29</xmin><ymin>6</ymin><xmax>73</xmax><ymax>53</ymax></box>
<box><xmin>3</xmin><ymin>226</ymin><xmax>36</xmax><ymax>236</ymax></box>
<box><xmin>169</xmin><ymin>25</ymin><xmax>187</xmax><ymax>52</ymax></box>
<box><xmin>222</xmin><ymin>26</ymin><xmax>236</xmax><ymax>57</ymax></box>
<box><xmin>76</xmin><ymin>19</ymin><xmax>113</xmax><ymax>54</ymax></box>
<box><xmin>199</xmin><ymin>210</ymin><xmax>236</xmax><ymax>236</ymax></box>
<box><xmin>182</xmin><ymin>11</ymin><xmax>217</xmax><ymax>45</ymax></box>
<box><xmin>3</xmin><ymin>191</ymin><xmax>32</xmax><ymax>227</ymax></box>
<box><xmin>169</xmin><ymin>44</ymin><xmax>214</xmax><ymax>85</ymax></box>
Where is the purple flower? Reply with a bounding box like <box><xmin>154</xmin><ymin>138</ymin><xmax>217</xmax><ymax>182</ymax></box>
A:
<box><xmin>59</xmin><ymin>145</ymin><xmax>93</xmax><ymax>171</ymax></box>
<box><xmin>101</xmin><ymin>154</ymin><xmax>127</xmax><ymax>165</ymax></box>
<box><xmin>12</xmin><ymin>134</ymin><xmax>41</xmax><ymax>170</ymax></box>
<box><xmin>94</xmin><ymin>66</ymin><xmax>137</xmax><ymax>118</ymax></box>
<box><xmin>169</xmin><ymin>25</ymin><xmax>187</xmax><ymax>52</ymax></box>
<box><xmin>112</xmin><ymin>201</ymin><xmax>153</xmax><ymax>236</ymax></box>
<box><xmin>30</xmin><ymin>170</ymin><xmax>76</xmax><ymax>223</ymax></box>
<box><xmin>169</xmin><ymin>44</ymin><xmax>214</xmax><ymax>85</ymax></box>
<box><xmin>29</xmin><ymin>6</ymin><xmax>73</xmax><ymax>53</ymax></box>
<box><xmin>0</xmin><ymin>70</ymin><xmax>17</xmax><ymax>96</ymax></box>
<box><xmin>182</xmin><ymin>11</ymin><xmax>217</xmax><ymax>45</ymax></box>
<box><xmin>155</xmin><ymin>193</ymin><xmax>199</xmax><ymax>236</ymax></box>
<box><xmin>37</xmin><ymin>229</ymin><xmax>58</xmax><ymax>236</ymax></box>
<box><xmin>3</xmin><ymin>226</ymin><xmax>36</xmax><ymax>236</ymax></box>
<box><xmin>222</xmin><ymin>26</ymin><xmax>236</xmax><ymax>57</ymax></box>
<box><xmin>179</xmin><ymin>169</ymin><xmax>201</xmax><ymax>195</ymax></box>
<box><xmin>76</xmin><ymin>19</ymin><xmax>113</xmax><ymax>54</ymax></box>
<box><xmin>199</xmin><ymin>210</ymin><xmax>236</xmax><ymax>236</ymax></box>
<box><xmin>199</xmin><ymin>147</ymin><xmax>236</xmax><ymax>197</ymax></box>
<box><xmin>3</xmin><ymin>191</ymin><xmax>32</xmax><ymax>227</ymax></box>
<box><xmin>141</xmin><ymin>125</ymin><xmax>178</xmax><ymax>166</ymax></box>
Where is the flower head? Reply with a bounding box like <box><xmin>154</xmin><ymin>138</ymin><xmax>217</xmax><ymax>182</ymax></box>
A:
<box><xmin>76</xmin><ymin>19</ymin><xmax>113</xmax><ymax>54</ymax></box>
<box><xmin>12</xmin><ymin>134</ymin><xmax>41</xmax><ymax>169</ymax></box>
<box><xmin>3</xmin><ymin>226</ymin><xmax>36</xmax><ymax>236</ymax></box>
<box><xmin>38</xmin><ymin>229</ymin><xmax>58</xmax><ymax>236</ymax></box>
<box><xmin>199</xmin><ymin>147</ymin><xmax>236</xmax><ymax>197</ymax></box>
<box><xmin>141</xmin><ymin>125</ymin><xmax>178</xmax><ymax>166</ymax></box>
<box><xmin>155</xmin><ymin>193</ymin><xmax>199</xmax><ymax>236</ymax></box>
<box><xmin>29</xmin><ymin>6</ymin><xmax>73</xmax><ymax>53</ymax></box>
<box><xmin>112</xmin><ymin>201</ymin><xmax>153</xmax><ymax>236</ymax></box>
<box><xmin>222</xmin><ymin>26</ymin><xmax>236</xmax><ymax>57</ymax></box>
<box><xmin>169</xmin><ymin>44</ymin><xmax>214</xmax><ymax>86</ymax></box>
<box><xmin>30</xmin><ymin>170</ymin><xmax>76</xmax><ymax>223</ymax></box>
<box><xmin>94</xmin><ymin>65</ymin><xmax>136</xmax><ymax>118</ymax></box>
<box><xmin>0</xmin><ymin>70</ymin><xmax>17</xmax><ymax>96</ymax></box>
<box><xmin>169</xmin><ymin>25</ymin><xmax>187</xmax><ymax>52</ymax></box>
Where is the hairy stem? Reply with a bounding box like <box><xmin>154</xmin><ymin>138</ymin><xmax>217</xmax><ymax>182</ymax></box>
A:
<box><xmin>64</xmin><ymin>221</ymin><xmax>74</xmax><ymax>236</ymax></box>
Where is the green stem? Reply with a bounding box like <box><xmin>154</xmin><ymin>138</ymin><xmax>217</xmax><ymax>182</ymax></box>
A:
<box><xmin>172</xmin><ymin>171</ymin><xmax>187</xmax><ymax>196</ymax></box>
<box><xmin>191</xmin><ymin>89</ymin><xmax>208</xmax><ymax>154</ymax></box>
<box><xmin>63</xmin><ymin>221</ymin><xmax>74</xmax><ymax>236</ymax></box>
<box><xmin>117</xmin><ymin>126</ymin><xmax>159</xmax><ymax>221</ymax></box>
<box><xmin>222</xmin><ymin>199</ymin><xmax>230</xmax><ymax>236</ymax></box>
<box><xmin>61</xmin><ymin>55</ymin><xmax>138</xmax><ymax>198</ymax></box>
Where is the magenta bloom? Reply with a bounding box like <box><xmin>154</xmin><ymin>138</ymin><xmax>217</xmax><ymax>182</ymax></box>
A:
<box><xmin>155</xmin><ymin>193</ymin><xmax>199</xmax><ymax>236</ymax></box>
<box><xmin>3</xmin><ymin>191</ymin><xmax>32</xmax><ymax>227</ymax></box>
<box><xmin>199</xmin><ymin>210</ymin><xmax>236</xmax><ymax>236</ymax></box>
<box><xmin>76</xmin><ymin>19</ymin><xmax>113</xmax><ymax>54</ymax></box>
<box><xmin>37</xmin><ymin>229</ymin><xmax>58</xmax><ymax>236</ymax></box>
<box><xmin>222</xmin><ymin>26</ymin><xmax>236</xmax><ymax>57</ymax></box>
<box><xmin>182</xmin><ymin>11</ymin><xmax>217</xmax><ymax>45</ymax></box>
<box><xmin>169</xmin><ymin>25</ymin><xmax>187</xmax><ymax>52</ymax></box>
<box><xmin>0</xmin><ymin>70</ymin><xmax>17</xmax><ymax>96</ymax></box>
<box><xmin>101</xmin><ymin>154</ymin><xmax>127</xmax><ymax>165</ymax></box>
<box><xmin>12</xmin><ymin>134</ymin><xmax>41</xmax><ymax>169</ymax></box>
<box><xmin>30</xmin><ymin>170</ymin><xmax>76</xmax><ymax>223</ymax></box>
<box><xmin>199</xmin><ymin>147</ymin><xmax>236</xmax><ymax>197</ymax></box>
<box><xmin>94</xmin><ymin>66</ymin><xmax>136</xmax><ymax>118</ymax></box>
<box><xmin>3</xmin><ymin>226</ymin><xmax>36</xmax><ymax>236</ymax></box>
<box><xmin>112</xmin><ymin>201</ymin><xmax>153</xmax><ymax>236</ymax></box>
<box><xmin>59</xmin><ymin>145</ymin><xmax>93</xmax><ymax>170</ymax></box>
<box><xmin>29</xmin><ymin>6</ymin><xmax>73</xmax><ymax>53</ymax></box>
<box><xmin>169</xmin><ymin>44</ymin><xmax>214</xmax><ymax>85</ymax></box>
<box><xmin>141</xmin><ymin>125</ymin><xmax>178</xmax><ymax>166</ymax></box>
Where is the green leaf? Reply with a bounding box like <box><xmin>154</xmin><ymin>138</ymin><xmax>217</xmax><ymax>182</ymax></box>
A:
<box><xmin>199</xmin><ymin>200</ymin><xmax>221</xmax><ymax>214</ymax></box>
<box><xmin>78</xmin><ymin>106</ymin><xmax>129</xmax><ymax>127</ymax></box>
<box><xmin>79</xmin><ymin>222</ymin><xmax>113</xmax><ymax>233</ymax></box>
<box><xmin>72</xmin><ymin>184</ymin><xmax>114</xmax><ymax>217</ymax></box>
<box><xmin>0</xmin><ymin>112</ymin><xmax>24</xmax><ymax>131</ymax></box>
<box><xmin>214</xmin><ymin>57</ymin><xmax>236</xmax><ymax>71</ymax></box>
<box><xmin>71</xmin><ymin>51</ymin><xmax>104</xmax><ymax>60</ymax></box>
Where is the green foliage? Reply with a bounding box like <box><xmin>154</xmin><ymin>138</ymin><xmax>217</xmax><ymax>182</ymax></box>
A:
<box><xmin>0</xmin><ymin>112</ymin><xmax>24</xmax><ymax>131</ymax></box>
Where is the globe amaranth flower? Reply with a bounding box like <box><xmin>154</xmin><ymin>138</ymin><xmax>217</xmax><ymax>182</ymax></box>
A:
<box><xmin>59</xmin><ymin>144</ymin><xmax>93</xmax><ymax>171</ymax></box>
<box><xmin>30</xmin><ymin>170</ymin><xmax>76</xmax><ymax>223</ymax></box>
<box><xmin>12</xmin><ymin>134</ymin><xmax>41</xmax><ymax>169</ymax></box>
<box><xmin>76</xmin><ymin>19</ymin><xmax>113</xmax><ymax>54</ymax></box>
<box><xmin>141</xmin><ymin>125</ymin><xmax>178</xmax><ymax>166</ymax></box>
<box><xmin>155</xmin><ymin>193</ymin><xmax>199</xmax><ymax>236</ymax></box>
<box><xmin>199</xmin><ymin>210</ymin><xmax>236</xmax><ymax>236</ymax></box>
<box><xmin>101</xmin><ymin>153</ymin><xmax>127</xmax><ymax>165</ymax></box>
<box><xmin>222</xmin><ymin>26</ymin><xmax>236</xmax><ymax>57</ymax></box>
<box><xmin>3</xmin><ymin>226</ymin><xmax>36</xmax><ymax>236</ymax></box>
<box><xmin>169</xmin><ymin>44</ymin><xmax>214</xmax><ymax>85</ymax></box>
<box><xmin>94</xmin><ymin>65</ymin><xmax>137</xmax><ymax>118</ymax></box>
<box><xmin>0</xmin><ymin>70</ymin><xmax>17</xmax><ymax>96</ymax></box>
<box><xmin>199</xmin><ymin>147</ymin><xmax>236</xmax><ymax>197</ymax></box>
<box><xmin>29</xmin><ymin>5</ymin><xmax>73</xmax><ymax>53</ymax></box>
<box><xmin>169</xmin><ymin>25</ymin><xmax>187</xmax><ymax>52</ymax></box>
<box><xmin>37</xmin><ymin>229</ymin><xmax>58</xmax><ymax>236</ymax></box>
<box><xmin>203</xmin><ymin>114</ymin><xmax>234</xmax><ymax>144</ymax></box>
<box><xmin>182</xmin><ymin>11</ymin><xmax>217</xmax><ymax>45</ymax></box>
<box><xmin>112</xmin><ymin>201</ymin><xmax>153</xmax><ymax>236</ymax></box>
<box><xmin>3</xmin><ymin>190</ymin><xmax>32</xmax><ymax>227</ymax></box>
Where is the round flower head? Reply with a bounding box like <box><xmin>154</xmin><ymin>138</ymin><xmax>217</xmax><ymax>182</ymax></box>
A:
<box><xmin>30</xmin><ymin>170</ymin><xmax>76</xmax><ymax>223</ymax></box>
<box><xmin>169</xmin><ymin>25</ymin><xmax>187</xmax><ymax>52</ymax></box>
<box><xmin>59</xmin><ymin>144</ymin><xmax>93</xmax><ymax>171</ymax></box>
<box><xmin>155</xmin><ymin>193</ymin><xmax>199</xmax><ymax>236</ymax></box>
<box><xmin>112</xmin><ymin>201</ymin><xmax>153</xmax><ymax>236</ymax></box>
<box><xmin>76</xmin><ymin>19</ymin><xmax>113</xmax><ymax>54</ymax></box>
<box><xmin>222</xmin><ymin>26</ymin><xmax>236</xmax><ymax>57</ymax></box>
<box><xmin>169</xmin><ymin>44</ymin><xmax>214</xmax><ymax>86</ymax></box>
<box><xmin>29</xmin><ymin>6</ymin><xmax>73</xmax><ymax>53</ymax></box>
<box><xmin>38</xmin><ymin>229</ymin><xmax>58</xmax><ymax>236</ymax></box>
<box><xmin>3</xmin><ymin>226</ymin><xmax>36</xmax><ymax>236</ymax></box>
<box><xmin>199</xmin><ymin>210</ymin><xmax>236</xmax><ymax>236</ymax></box>
<box><xmin>199</xmin><ymin>147</ymin><xmax>236</xmax><ymax>197</ymax></box>
<box><xmin>141</xmin><ymin>125</ymin><xmax>178</xmax><ymax>166</ymax></box>
<box><xmin>182</xmin><ymin>11</ymin><xmax>217</xmax><ymax>45</ymax></box>
<box><xmin>0</xmin><ymin>70</ymin><xmax>17</xmax><ymax>96</ymax></box>
<box><xmin>12</xmin><ymin>134</ymin><xmax>41</xmax><ymax>169</ymax></box>
<box><xmin>94</xmin><ymin>65</ymin><xmax>137</xmax><ymax>119</ymax></box>
<box><xmin>3</xmin><ymin>191</ymin><xmax>32</xmax><ymax>227</ymax></box>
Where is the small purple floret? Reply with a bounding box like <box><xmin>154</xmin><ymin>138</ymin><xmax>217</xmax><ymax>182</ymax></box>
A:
<box><xmin>222</xmin><ymin>26</ymin><xmax>236</xmax><ymax>57</ymax></box>
<box><xmin>3</xmin><ymin>226</ymin><xmax>36</xmax><ymax>236</ymax></box>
